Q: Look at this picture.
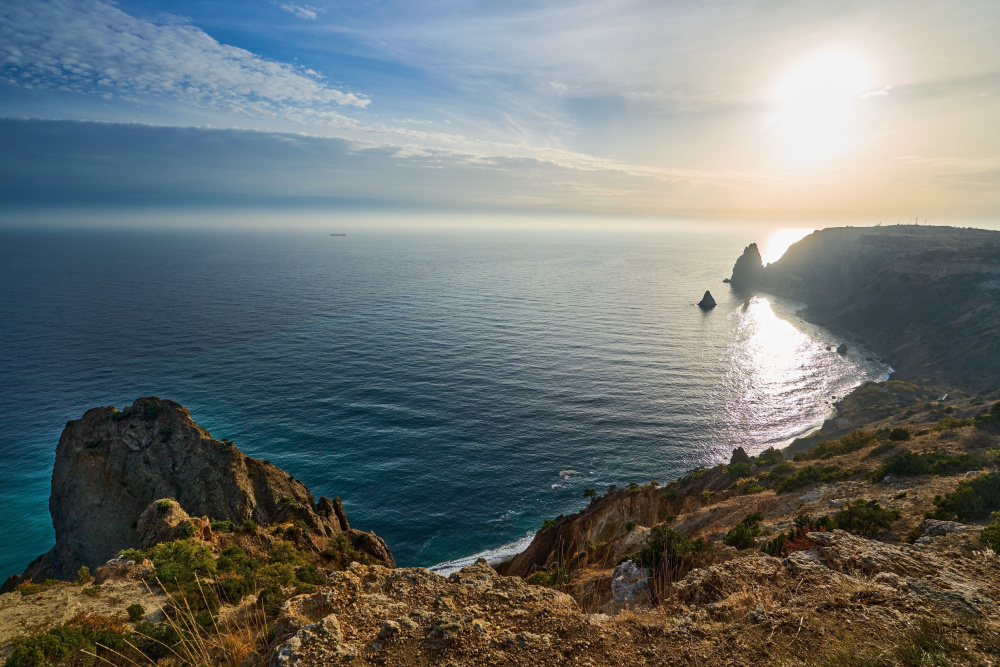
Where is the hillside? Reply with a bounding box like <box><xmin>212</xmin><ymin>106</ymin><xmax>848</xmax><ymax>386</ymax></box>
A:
<box><xmin>729</xmin><ymin>225</ymin><xmax>1000</xmax><ymax>389</ymax></box>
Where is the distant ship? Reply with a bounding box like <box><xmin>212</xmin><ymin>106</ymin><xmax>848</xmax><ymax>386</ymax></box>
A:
<box><xmin>330</xmin><ymin>233</ymin><xmax>346</xmax><ymax>237</ymax></box>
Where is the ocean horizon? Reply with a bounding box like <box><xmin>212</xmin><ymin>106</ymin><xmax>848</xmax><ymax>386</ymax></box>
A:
<box><xmin>0</xmin><ymin>219</ymin><xmax>890</xmax><ymax>581</ymax></box>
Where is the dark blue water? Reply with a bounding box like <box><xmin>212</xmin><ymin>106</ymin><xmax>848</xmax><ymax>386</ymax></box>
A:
<box><xmin>0</xmin><ymin>224</ymin><xmax>889</xmax><ymax>580</ymax></box>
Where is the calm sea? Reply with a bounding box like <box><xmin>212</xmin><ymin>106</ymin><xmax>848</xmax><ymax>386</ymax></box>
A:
<box><xmin>0</xmin><ymin>222</ymin><xmax>889</xmax><ymax>580</ymax></box>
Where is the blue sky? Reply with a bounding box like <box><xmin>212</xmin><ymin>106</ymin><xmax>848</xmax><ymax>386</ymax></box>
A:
<box><xmin>2</xmin><ymin>0</ymin><xmax>1000</xmax><ymax>220</ymax></box>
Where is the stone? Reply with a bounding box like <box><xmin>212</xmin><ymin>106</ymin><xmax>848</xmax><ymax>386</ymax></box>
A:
<box><xmin>837</xmin><ymin>343</ymin><xmax>848</xmax><ymax>355</ymax></box>
<box><xmin>697</xmin><ymin>291</ymin><xmax>717</xmax><ymax>310</ymax></box>
<box><xmin>729</xmin><ymin>447</ymin><xmax>752</xmax><ymax>466</ymax></box>
<box><xmin>16</xmin><ymin>397</ymin><xmax>393</xmax><ymax>582</ymax></box>
<box><xmin>611</xmin><ymin>560</ymin><xmax>651</xmax><ymax>608</ymax></box>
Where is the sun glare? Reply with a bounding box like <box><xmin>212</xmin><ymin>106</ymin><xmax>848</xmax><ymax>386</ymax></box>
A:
<box><xmin>773</xmin><ymin>53</ymin><xmax>871</xmax><ymax>162</ymax></box>
<box><xmin>761</xmin><ymin>227</ymin><xmax>814</xmax><ymax>265</ymax></box>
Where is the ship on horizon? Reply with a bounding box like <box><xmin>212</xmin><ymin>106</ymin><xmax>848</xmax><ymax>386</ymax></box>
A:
<box><xmin>330</xmin><ymin>233</ymin><xmax>346</xmax><ymax>236</ymax></box>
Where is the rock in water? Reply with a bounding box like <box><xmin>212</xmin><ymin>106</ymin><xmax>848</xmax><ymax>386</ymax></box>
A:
<box><xmin>697</xmin><ymin>290</ymin><xmax>717</xmax><ymax>310</ymax></box>
<box><xmin>17</xmin><ymin>396</ymin><xmax>393</xmax><ymax>581</ymax></box>
<box><xmin>728</xmin><ymin>243</ymin><xmax>764</xmax><ymax>291</ymax></box>
<box><xmin>837</xmin><ymin>343</ymin><xmax>848</xmax><ymax>355</ymax></box>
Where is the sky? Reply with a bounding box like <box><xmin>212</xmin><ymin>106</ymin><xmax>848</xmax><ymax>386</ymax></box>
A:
<box><xmin>2</xmin><ymin>0</ymin><xmax>1000</xmax><ymax>222</ymax></box>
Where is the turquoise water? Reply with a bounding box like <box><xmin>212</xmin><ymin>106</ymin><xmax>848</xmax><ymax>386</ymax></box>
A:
<box><xmin>0</xmin><ymin>224</ymin><xmax>889</xmax><ymax>580</ymax></box>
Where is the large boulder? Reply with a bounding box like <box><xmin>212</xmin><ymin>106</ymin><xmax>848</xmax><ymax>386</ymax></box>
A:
<box><xmin>17</xmin><ymin>397</ymin><xmax>381</xmax><ymax>581</ymax></box>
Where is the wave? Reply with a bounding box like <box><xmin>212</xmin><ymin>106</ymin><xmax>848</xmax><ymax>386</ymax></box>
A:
<box><xmin>428</xmin><ymin>532</ymin><xmax>536</xmax><ymax>577</ymax></box>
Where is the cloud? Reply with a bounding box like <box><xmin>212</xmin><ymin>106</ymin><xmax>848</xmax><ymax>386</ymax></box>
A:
<box><xmin>279</xmin><ymin>3</ymin><xmax>321</xmax><ymax>21</ymax></box>
<box><xmin>0</xmin><ymin>0</ymin><xmax>368</xmax><ymax>122</ymax></box>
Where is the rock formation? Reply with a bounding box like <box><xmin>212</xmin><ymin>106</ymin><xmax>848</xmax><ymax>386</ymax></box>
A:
<box><xmin>728</xmin><ymin>242</ymin><xmax>764</xmax><ymax>291</ymax></box>
<box><xmin>12</xmin><ymin>397</ymin><xmax>392</xmax><ymax>584</ymax></box>
<box><xmin>732</xmin><ymin>226</ymin><xmax>1000</xmax><ymax>389</ymax></box>
<box><xmin>696</xmin><ymin>290</ymin><xmax>716</xmax><ymax>310</ymax></box>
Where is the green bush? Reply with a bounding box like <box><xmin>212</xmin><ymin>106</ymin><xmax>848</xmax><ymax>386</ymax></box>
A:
<box><xmin>126</xmin><ymin>603</ymin><xmax>144</xmax><ymax>622</ymax></box>
<box><xmin>833</xmin><ymin>499</ymin><xmax>900</xmax><ymax>536</ymax></box>
<box><xmin>888</xmin><ymin>427</ymin><xmax>911</xmax><ymax>441</ymax></box>
<box><xmin>933</xmin><ymin>417</ymin><xmax>973</xmax><ymax>432</ymax></box>
<box><xmin>874</xmin><ymin>450</ymin><xmax>993</xmax><ymax>479</ymax></box>
<box><xmin>210</xmin><ymin>519</ymin><xmax>233</xmax><ymax>533</ymax></box>
<box><xmin>541</xmin><ymin>519</ymin><xmax>556</xmax><ymax>530</ymax></box>
<box><xmin>974</xmin><ymin>402</ymin><xmax>1000</xmax><ymax>431</ymax></box>
<box><xmin>760</xmin><ymin>515</ymin><xmax>832</xmax><ymax>557</ymax></box>
<box><xmin>726</xmin><ymin>461</ymin><xmax>753</xmax><ymax>479</ymax></box>
<box><xmin>5</xmin><ymin>615</ymin><xmax>131</xmax><ymax>667</ymax></box>
<box><xmin>929</xmin><ymin>471</ymin><xmax>1000</xmax><ymax>520</ymax></box>
<box><xmin>241</xmin><ymin>519</ymin><xmax>257</xmax><ymax>532</ymax></box>
<box><xmin>723</xmin><ymin>513</ymin><xmax>763</xmax><ymax>550</ymax></box>
<box><xmin>793</xmin><ymin>430</ymin><xmax>879</xmax><ymax>461</ymax></box>
<box><xmin>771</xmin><ymin>465</ymin><xmax>852</xmax><ymax>494</ymax></box>
<box><xmin>751</xmin><ymin>447</ymin><xmax>784</xmax><ymax>466</ymax></box>
<box><xmin>525</xmin><ymin>566</ymin><xmax>572</xmax><ymax>586</ymax></box>
<box><xmin>623</xmin><ymin>524</ymin><xmax>711</xmax><ymax>581</ymax></box>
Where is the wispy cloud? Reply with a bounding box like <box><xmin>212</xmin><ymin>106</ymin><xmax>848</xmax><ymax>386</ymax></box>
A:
<box><xmin>278</xmin><ymin>3</ymin><xmax>321</xmax><ymax>21</ymax></box>
<box><xmin>0</xmin><ymin>0</ymin><xmax>368</xmax><ymax>122</ymax></box>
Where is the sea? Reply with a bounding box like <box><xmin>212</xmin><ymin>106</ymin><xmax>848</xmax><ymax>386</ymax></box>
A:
<box><xmin>0</xmin><ymin>218</ymin><xmax>891</xmax><ymax>581</ymax></box>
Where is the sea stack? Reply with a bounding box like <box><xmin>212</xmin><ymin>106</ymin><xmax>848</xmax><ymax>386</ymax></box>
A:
<box><xmin>728</xmin><ymin>243</ymin><xmax>764</xmax><ymax>291</ymax></box>
<box><xmin>697</xmin><ymin>290</ymin><xmax>717</xmax><ymax>310</ymax></box>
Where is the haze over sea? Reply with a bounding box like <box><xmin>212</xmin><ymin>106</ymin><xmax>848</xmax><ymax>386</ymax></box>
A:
<box><xmin>0</xmin><ymin>217</ymin><xmax>890</xmax><ymax>581</ymax></box>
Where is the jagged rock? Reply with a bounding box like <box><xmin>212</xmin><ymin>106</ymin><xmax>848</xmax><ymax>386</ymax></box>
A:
<box><xmin>17</xmin><ymin>397</ymin><xmax>391</xmax><ymax>582</ymax></box>
<box><xmin>697</xmin><ymin>291</ymin><xmax>717</xmax><ymax>310</ymax></box>
<box><xmin>611</xmin><ymin>560</ymin><xmax>650</xmax><ymax>608</ymax></box>
<box><xmin>729</xmin><ymin>447</ymin><xmax>752</xmax><ymax>466</ymax></box>
<box><xmin>135</xmin><ymin>499</ymin><xmax>211</xmax><ymax>550</ymax></box>
<box><xmin>728</xmin><ymin>243</ymin><xmax>764</xmax><ymax>291</ymax></box>
<box><xmin>919</xmin><ymin>519</ymin><xmax>967</xmax><ymax>537</ymax></box>
<box><xmin>268</xmin><ymin>559</ymin><xmax>579</xmax><ymax>666</ymax></box>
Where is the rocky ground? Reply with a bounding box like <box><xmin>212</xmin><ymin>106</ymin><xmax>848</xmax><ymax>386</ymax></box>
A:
<box><xmin>3</xmin><ymin>385</ymin><xmax>1000</xmax><ymax>667</ymax></box>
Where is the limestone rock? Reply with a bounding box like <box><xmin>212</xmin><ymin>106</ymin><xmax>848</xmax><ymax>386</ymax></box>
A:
<box><xmin>729</xmin><ymin>447</ymin><xmax>752</xmax><ymax>466</ymax></box>
<box><xmin>697</xmin><ymin>291</ymin><xmax>717</xmax><ymax>310</ymax></box>
<box><xmin>18</xmin><ymin>397</ymin><xmax>390</xmax><ymax>581</ymax></box>
<box><xmin>728</xmin><ymin>243</ymin><xmax>764</xmax><ymax>291</ymax></box>
<box><xmin>611</xmin><ymin>560</ymin><xmax>650</xmax><ymax>608</ymax></box>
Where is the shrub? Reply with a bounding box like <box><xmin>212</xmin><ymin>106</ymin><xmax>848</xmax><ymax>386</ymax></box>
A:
<box><xmin>729</xmin><ymin>477</ymin><xmax>766</xmax><ymax>494</ymax></box>
<box><xmin>981</xmin><ymin>512</ymin><xmax>1000</xmax><ymax>553</ymax></box>
<box><xmin>723</xmin><ymin>513</ymin><xmax>764</xmax><ymax>550</ymax></box>
<box><xmin>794</xmin><ymin>430</ymin><xmax>879</xmax><ymax>461</ymax></box>
<box><xmin>541</xmin><ymin>519</ymin><xmax>556</xmax><ymax>530</ymax></box>
<box><xmin>888</xmin><ymin>427</ymin><xmax>911</xmax><ymax>441</ymax></box>
<box><xmin>242</xmin><ymin>519</ymin><xmax>257</xmax><ymax>532</ymax></box>
<box><xmin>760</xmin><ymin>515</ymin><xmax>832</xmax><ymax>557</ymax></box>
<box><xmin>929</xmin><ymin>471</ymin><xmax>1000</xmax><ymax>520</ymax></box>
<box><xmin>625</xmin><ymin>521</ymin><xmax>638</xmax><ymax>532</ymax></box>
<box><xmin>177</xmin><ymin>521</ymin><xmax>196</xmax><ymax>539</ymax></box>
<box><xmin>833</xmin><ymin>499</ymin><xmax>900</xmax><ymax>536</ymax></box>
<box><xmin>156</xmin><ymin>499</ymin><xmax>173</xmax><ymax>514</ymax></box>
<box><xmin>525</xmin><ymin>566</ymin><xmax>572</xmax><ymax>586</ymax></box>
<box><xmin>726</xmin><ymin>461</ymin><xmax>752</xmax><ymax>479</ymax></box>
<box><xmin>75</xmin><ymin>566</ymin><xmax>92</xmax><ymax>585</ymax></box>
<box><xmin>874</xmin><ymin>450</ymin><xmax>993</xmax><ymax>479</ymax></box>
<box><xmin>606</xmin><ymin>484</ymin><xmax>618</xmax><ymax>495</ymax></box>
<box><xmin>5</xmin><ymin>614</ymin><xmax>130</xmax><ymax>667</ymax></box>
<box><xmin>771</xmin><ymin>465</ymin><xmax>852</xmax><ymax>494</ymax></box>
<box><xmin>126</xmin><ymin>603</ymin><xmax>144</xmax><ymax>622</ymax></box>
<box><xmin>933</xmin><ymin>417</ymin><xmax>973</xmax><ymax>432</ymax></box>
<box><xmin>210</xmin><ymin>519</ymin><xmax>234</xmax><ymax>533</ymax></box>
<box><xmin>974</xmin><ymin>402</ymin><xmax>1000</xmax><ymax>431</ymax></box>
<box><xmin>624</xmin><ymin>524</ymin><xmax>711</xmax><ymax>581</ymax></box>
<box><xmin>751</xmin><ymin>447</ymin><xmax>784</xmax><ymax>466</ymax></box>
<box><xmin>157</xmin><ymin>425</ymin><xmax>174</xmax><ymax>442</ymax></box>
<box><xmin>583</xmin><ymin>488</ymin><xmax>598</xmax><ymax>501</ymax></box>
<box><xmin>145</xmin><ymin>539</ymin><xmax>217</xmax><ymax>586</ymax></box>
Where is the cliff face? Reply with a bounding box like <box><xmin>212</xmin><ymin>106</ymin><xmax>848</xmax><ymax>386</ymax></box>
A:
<box><xmin>730</xmin><ymin>225</ymin><xmax>1000</xmax><ymax>389</ymax></box>
<box><xmin>17</xmin><ymin>397</ymin><xmax>388</xmax><ymax>582</ymax></box>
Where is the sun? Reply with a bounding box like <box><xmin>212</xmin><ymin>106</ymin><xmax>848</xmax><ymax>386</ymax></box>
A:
<box><xmin>772</xmin><ymin>53</ymin><xmax>871</xmax><ymax>162</ymax></box>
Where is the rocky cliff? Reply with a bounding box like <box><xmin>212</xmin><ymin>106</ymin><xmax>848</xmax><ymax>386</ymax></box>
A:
<box><xmin>729</xmin><ymin>225</ymin><xmax>1000</xmax><ymax>389</ymax></box>
<box><xmin>8</xmin><ymin>397</ymin><xmax>392</xmax><ymax>586</ymax></box>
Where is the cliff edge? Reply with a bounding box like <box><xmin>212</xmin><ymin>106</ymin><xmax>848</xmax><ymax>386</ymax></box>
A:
<box><xmin>730</xmin><ymin>225</ymin><xmax>1000</xmax><ymax>389</ymax></box>
<box><xmin>6</xmin><ymin>397</ymin><xmax>392</xmax><ymax>587</ymax></box>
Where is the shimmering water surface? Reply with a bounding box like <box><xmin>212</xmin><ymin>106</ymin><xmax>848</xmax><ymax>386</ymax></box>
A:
<box><xmin>0</xmin><ymin>224</ymin><xmax>888</xmax><ymax>580</ymax></box>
